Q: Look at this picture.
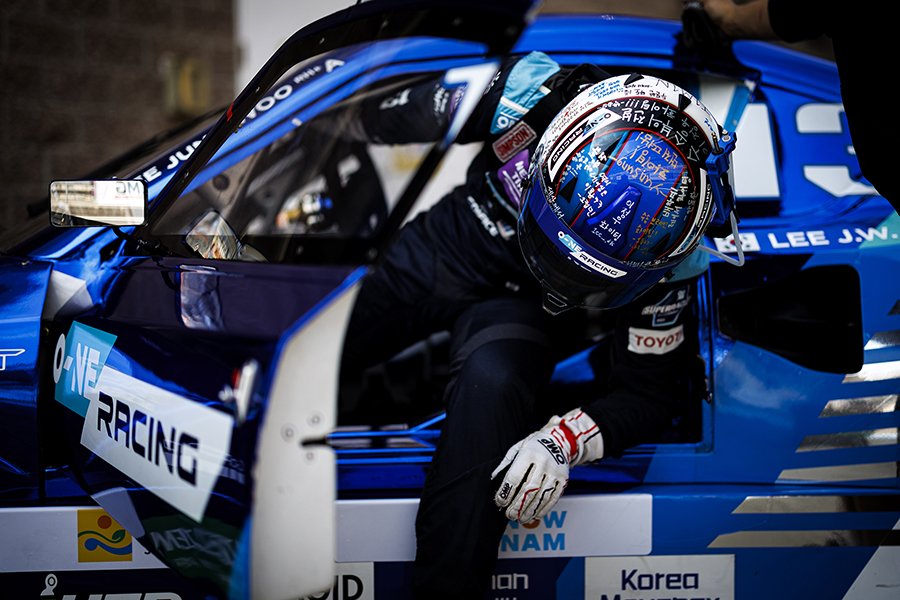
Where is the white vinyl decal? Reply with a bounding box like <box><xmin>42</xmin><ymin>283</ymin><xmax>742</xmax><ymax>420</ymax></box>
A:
<box><xmin>0</xmin><ymin>506</ymin><xmax>165</xmax><ymax>572</ymax></box>
<box><xmin>586</xmin><ymin>554</ymin><xmax>735</xmax><ymax>600</ymax></box>
<box><xmin>334</xmin><ymin>494</ymin><xmax>651</xmax><ymax>563</ymax></box>
<box><xmin>628</xmin><ymin>325</ymin><xmax>684</xmax><ymax>355</ymax></box>
<box><xmin>302</xmin><ymin>562</ymin><xmax>374</xmax><ymax>600</ymax></box>
<box><xmin>571</xmin><ymin>251</ymin><xmax>626</xmax><ymax>278</ymax></box>
<box><xmin>81</xmin><ymin>367</ymin><xmax>233</xmax><ymax>522</ymax></box>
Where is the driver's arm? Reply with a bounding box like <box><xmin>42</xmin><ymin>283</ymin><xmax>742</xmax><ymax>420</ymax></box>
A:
<box><xmin>581</xmin><ymin>275</ymin><xmax>704</xmax><ymax>456</ymax></box>
<box><xmin>492</xmin><ymin>275</ymin><xmax>705</xmax><ymax>523</ymax></box>
<box><xmin>344</xmin><ymin>55</ymin><xmax>524</xmax><ymax>146</ymax></box>
<box><xmin>356</xmin><ymin>78</ymin><xmax>464</xmax><ymax>144</ymax></box>
<box><xmin>688</xmin><ymin>0</ymin><xmax>777</xmax><ymax>39</ymax></box>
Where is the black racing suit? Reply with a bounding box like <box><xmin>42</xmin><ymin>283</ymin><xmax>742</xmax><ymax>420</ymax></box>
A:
<box><xmin>767</xmin><ymin>0</ymin><xmax>895</xmax><ymax>212</ymax></box>
<box><xmin>339</xmin><ymin>53</ymin><xmax>705</xmax><ymax>599</ymax></box>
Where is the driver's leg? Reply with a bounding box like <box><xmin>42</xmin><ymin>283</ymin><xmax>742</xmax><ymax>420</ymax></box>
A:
<box><xmin>412</xmin><ymin>296</ymin><xmax>558</xmax><ymax>600</ymax></box>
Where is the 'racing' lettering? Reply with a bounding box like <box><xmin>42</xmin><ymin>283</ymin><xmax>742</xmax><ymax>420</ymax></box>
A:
<box><xmin>97</xmin><ymin>393</ymin><xmax>199</xmax><ymax>486</ymax></box>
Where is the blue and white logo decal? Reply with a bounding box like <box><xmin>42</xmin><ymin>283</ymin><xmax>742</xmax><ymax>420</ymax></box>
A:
<box><xmin>557</xmin><ymin>231</ymin><xmax>582</xmax><ymax>253</ymax></box>
<box><xmin>54</xmin><ymin>322</ymin><xmax>117</xmax><ymax>418</ymax></box>
<box><xmin>490</xmin><ymin>51</ymin><xmax>559</xmax><ymax>134</ymax></box>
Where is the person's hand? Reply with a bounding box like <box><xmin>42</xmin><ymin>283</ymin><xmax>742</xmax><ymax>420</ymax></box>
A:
<box><xmin>685</xmin><ymin>0</ymin><xmax>734</xmax><ymax>32</ymax></box>
<box><xmin>491</xmin><ymin>425</ymin><xmax>569</xmax><ymax>524</ymax></box>
<box><xmin>684</xmin><ymin>0</ymin><xmax>777</xmax><ymax>40</ymax></box>
<box><xmin>492</xmin><ymin>409</ymin><xmax>603</xmax><ymax>524</ymax></box>
<box><xmin>682</xmin><ymin>0</ymin><xmax>735</xmax><ymax>51</ymax></box>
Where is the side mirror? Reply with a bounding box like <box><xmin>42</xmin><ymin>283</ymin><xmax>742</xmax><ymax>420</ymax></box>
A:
<box><xmin>49</xmin><ymin>180</ymin><xmax>148</xmax><ymax>228</ymax></box>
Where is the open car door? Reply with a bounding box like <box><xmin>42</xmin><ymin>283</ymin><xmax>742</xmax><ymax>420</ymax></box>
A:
<box><xmin>45</xmin><ymin>1</ymin><xmax>538</xmax><ymax>598</ymax></box>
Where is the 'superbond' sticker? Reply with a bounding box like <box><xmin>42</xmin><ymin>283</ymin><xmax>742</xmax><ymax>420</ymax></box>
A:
<box><xmin>642</xmin><ymin>286</ymin><xmax>691</xmax><ymax>327</ymax></box>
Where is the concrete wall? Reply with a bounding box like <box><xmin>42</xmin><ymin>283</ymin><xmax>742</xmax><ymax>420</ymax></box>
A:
<box><xmin>0</xmin><ymin>0</ymin><xmax>235</xmax><ymax>238</ymax></box>
<box><xmin>235</xmin><ymin>0</ymin><xmax>353</xmax><ymax>91</ymax></box>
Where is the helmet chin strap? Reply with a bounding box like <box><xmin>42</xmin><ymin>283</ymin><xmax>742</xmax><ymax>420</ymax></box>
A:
<box><xmin>541</xmin><ymin>288</ymin><xmax>574</xmax><ymax>315</ymax></box>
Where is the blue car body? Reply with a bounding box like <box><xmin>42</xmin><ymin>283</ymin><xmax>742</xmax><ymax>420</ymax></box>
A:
<box><xmin>1</xmin><ymin>2</ymin><xmax>897</xmax><ymax>599</ymax></box>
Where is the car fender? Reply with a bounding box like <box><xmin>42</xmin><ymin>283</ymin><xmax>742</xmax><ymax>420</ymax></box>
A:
<box><xmin>0</xmin><ymin>257</ymin><xmax>53</xmax><ymax>497</ymax></box>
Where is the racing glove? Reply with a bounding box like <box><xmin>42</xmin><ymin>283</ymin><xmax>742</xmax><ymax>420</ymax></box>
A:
<box><xmin>491</xmin><ymin>409</ymin><xmax>603</xmax><ymax>524</ymax></box>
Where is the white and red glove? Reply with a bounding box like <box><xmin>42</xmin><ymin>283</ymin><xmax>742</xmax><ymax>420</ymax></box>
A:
<box><xmin>492</xmin><ymin>409</ymin><xmax>603</xmax><ymax>524</ymax></box>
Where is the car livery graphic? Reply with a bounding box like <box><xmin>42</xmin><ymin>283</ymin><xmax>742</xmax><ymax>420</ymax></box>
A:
<box><xmin>0</xmin><ymin>1</ymin><xmax>897</xmax><ymax>599</ymax></box>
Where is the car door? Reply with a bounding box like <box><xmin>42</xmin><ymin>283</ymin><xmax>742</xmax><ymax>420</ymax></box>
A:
<box><xmin>42</xmin><ymin>1</ymin><xmax>537</xmax><ymax>598</ymax></box>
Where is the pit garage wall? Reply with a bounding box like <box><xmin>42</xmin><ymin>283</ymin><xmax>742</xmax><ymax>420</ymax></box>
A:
<box><xmin>0</xmin><ymin>1</ymin><xmax>236</xmax><ymax>241</ymax></box>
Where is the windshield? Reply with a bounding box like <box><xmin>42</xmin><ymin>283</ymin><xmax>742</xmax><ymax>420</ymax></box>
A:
<box><xmin>146</xmin><ymin>37</ymin><xmax>495</xmax><ymax>265</ymax></box>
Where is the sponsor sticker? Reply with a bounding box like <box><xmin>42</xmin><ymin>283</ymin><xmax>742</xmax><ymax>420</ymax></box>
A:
<box><xmin>642</xmin><ymin>286</ymin><xmax>691</xmax><ymax>327</ymax></box>
<box><xmin>571</xmin><ymin>251</ymin><xmax>626</xmax><ymax>278</ymax></box>
<box><xmin>0</xmin><ymin>506</ymin><xmax>164</xmax><ymax>572</ymax></box>
<box><xmin>54</xmin><ymin>322</ymin><xmax>118</xmax><ymax>418</ymax></box>
<box><xmin>547</xmin><ymin>109</ymin><xmax>619</xmax><ymax>183</ymax></box>
<box><xmin>77</xmin><ymin>509</ymin><xmax>132</xmax><ymax>563</ymax></box>
<box><xmin>493</xmin><ymin>121</ymin><xmax>537</xmax><ymax>163</ymax></box>
<box><xmin>303</xmin><ymin>562</ymin><xmax>374</xmax><ymax>600</ymax></box>
<box><xmin>628</xmin><ymin>325</ymin><xmax>684</xmax><ymax>355</ymax></box>
<box><xmin>499</xmin><ymin>494</ymin><xmax>651</xmax><ymax>559</ymax></box>
<box><xmin>81</xmin><ymin>367</ymin><xmax>233</xmax><ymax>522</ymax></box>
<box><xmin>586</xmin><ymin>554</ymin><xmax>735</xmax><ymax>600</ymax></box>
<box><xmin>558</xmin><ymin>231</ymin><xmax>582</xmax><ymax>253</ymax></box>
<box><xmin>498</xmin><ymin>149</ymin><xmax>530</xmax><ymax>209</ymax></box>
<box><xmin>712</xmin><ymin>232</ymin><xmax>761</xmax><ymax>254</ymax></box>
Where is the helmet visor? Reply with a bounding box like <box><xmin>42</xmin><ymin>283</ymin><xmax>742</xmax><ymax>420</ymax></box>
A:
<box><xmin>518</xmin><ymin>181</ymin><xmax>670</xmax><ymax>311</ymax></box>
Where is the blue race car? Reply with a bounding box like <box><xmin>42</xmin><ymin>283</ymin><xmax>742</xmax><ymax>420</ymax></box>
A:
<box><xmin>1</xmin><ymin>1</ymin><xmax>897</xmax><ymax>599</ymax></box>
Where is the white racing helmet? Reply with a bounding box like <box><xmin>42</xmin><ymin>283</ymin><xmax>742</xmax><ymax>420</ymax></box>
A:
<box><xmin>518</xmin><ymin>73</ymin><xmax>738</xmax><ymax>314</ymax></box>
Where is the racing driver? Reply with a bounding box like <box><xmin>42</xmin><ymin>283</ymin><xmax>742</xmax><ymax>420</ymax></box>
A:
<box><xmin>339</xmin><ymin>51</ymin><xmax>737</xmax><ymax>599</ymax></box>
